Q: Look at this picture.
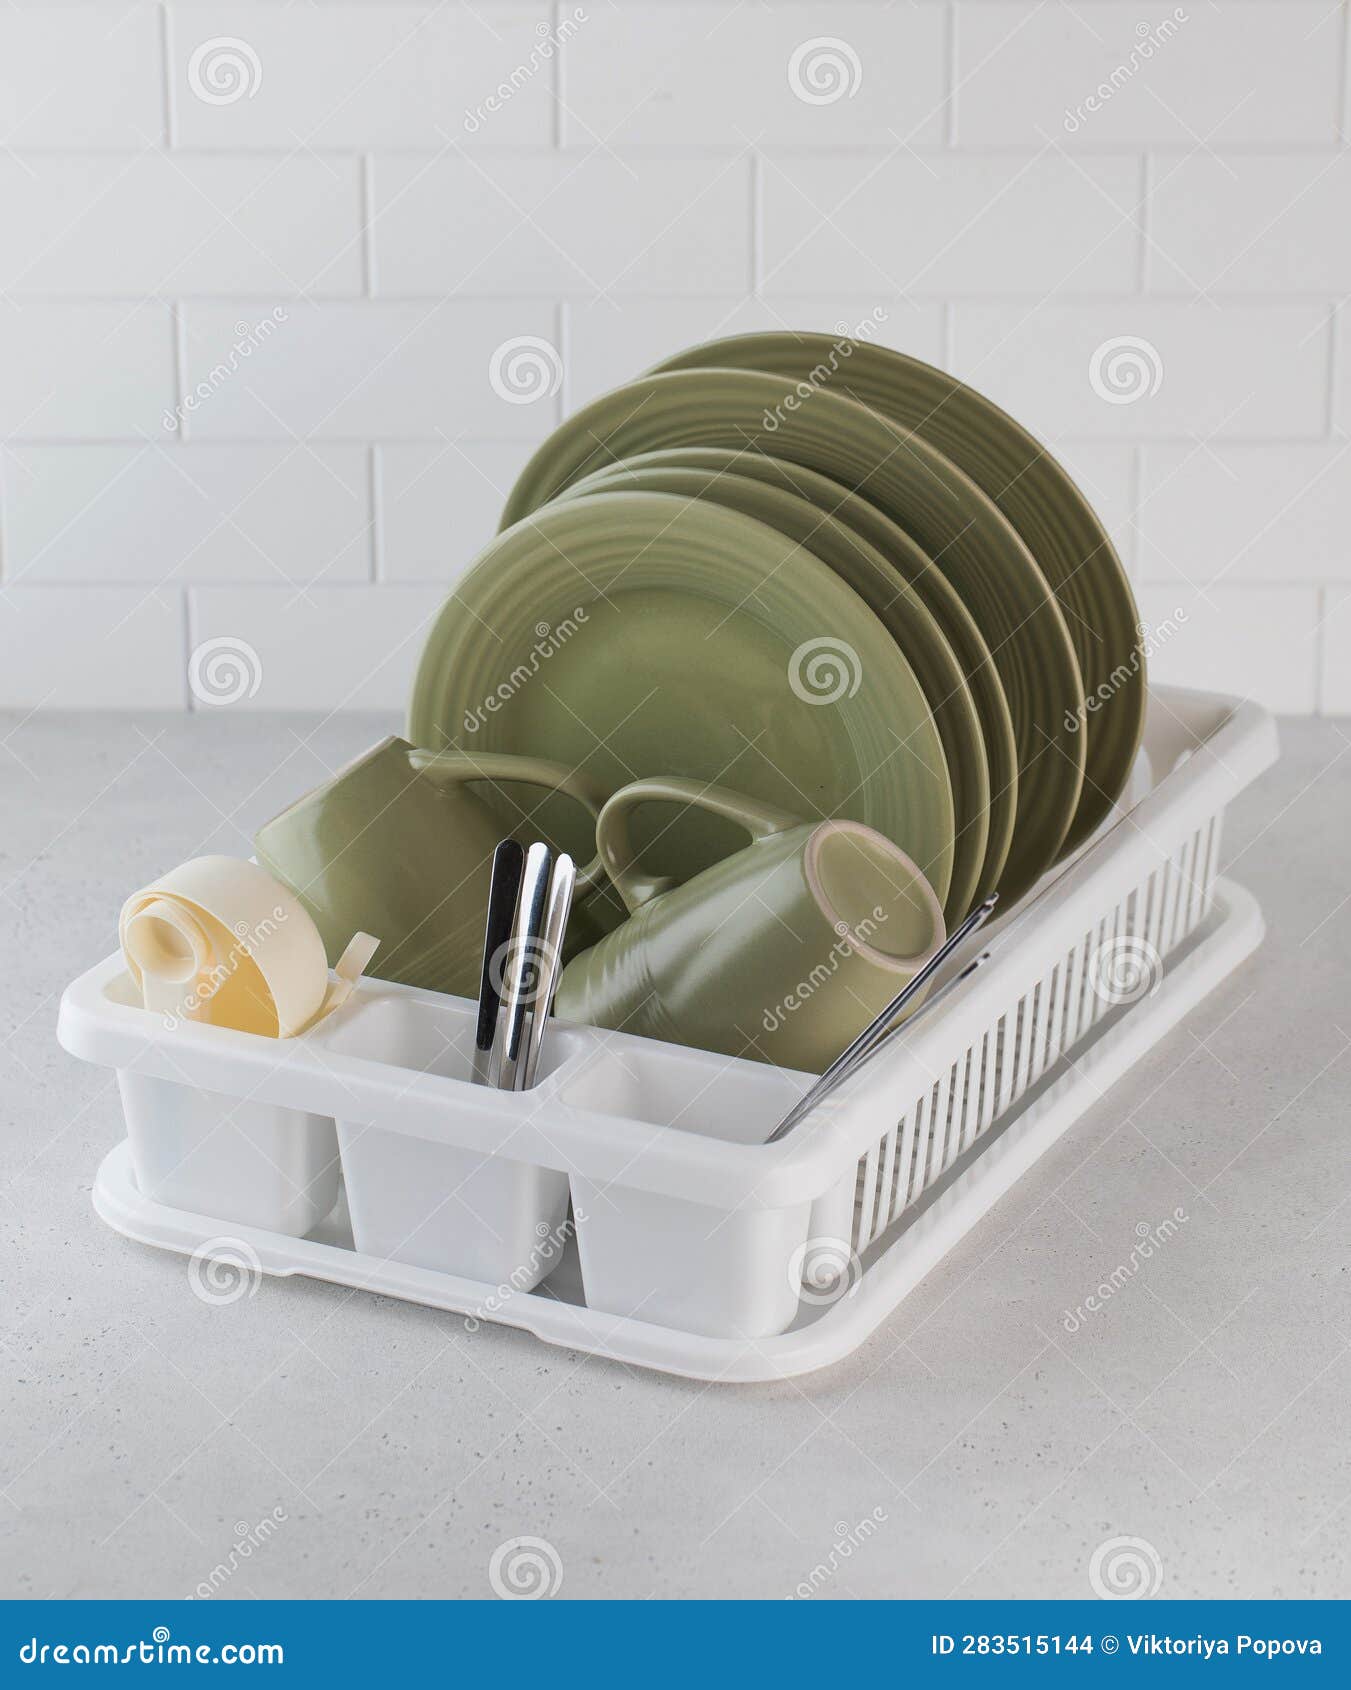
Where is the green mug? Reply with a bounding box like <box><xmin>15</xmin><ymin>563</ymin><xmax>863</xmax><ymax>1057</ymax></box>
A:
<box><xmin>255</xmin><ymin>737</ymin><xmax>613</xmax><ymax>999</ymax></box>
<box><xmin>555</xmin><ymin>777</ymin><xmax>946</xmax><ymax>1072</ymax></box>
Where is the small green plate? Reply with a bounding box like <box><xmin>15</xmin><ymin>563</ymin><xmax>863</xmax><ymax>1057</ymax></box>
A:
<box><xmin>410</xmin><ymin>490</ymin><xmax>956</xmax><ymax>905</ymax></box>
<box><xmin>558</xmin><ymin>453</ymin><xmax>994</xmax><ymax>921</ymax></box>
<box><xmin>651</xmin><ymin>332</ymin><xmax>1142</xmax><ymax>854</ymax></box>
<box><xmin>500</xmin><ymin>369</ymin><xmax>1084</xmax><ymax>902</ymax></box>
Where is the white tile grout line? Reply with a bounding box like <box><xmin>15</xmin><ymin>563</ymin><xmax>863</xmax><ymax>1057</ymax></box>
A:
<box><xmin>551</xmin><ymin>0</ymin><xmax>566</xmax><ymax>152</ymax></box>
<box><xmin>1314</xmin><ymin>585</ymin><xmax>1330</xmax><ymax>708</ymax></box>
<box><xmin>158</xmin><ymin>1</ymin><xmax>176</xmax><ymax>151</ymax></box>
<box><xmin>557</xmin><ymin>296</ymin><xmax>572</xmax><ymax>415</ymax></box>
<box><xmin>749</xmin><ymin>148</ymin><xmax>764</xmax><ymax>294</ymax></box>
<box><xmin>180</xmin><ymin>580</ymin><xmax>194</xmax><ymax>711</ymax></box>
<box><xmin>360</xmin><ymin>154</ymin><xmax>377</xmax><ymax>298</ymax></box>
<box><xmin>368</xmin><ymin>444</ymin><xmax>384</xmax><ymax>583</ymax></box>
<box><xmin>169</xmin><ymin>298</ymin><xmax>188</xmax><ymax>440</ymax></box>
<box><xmin>1341</xmin><ymin>0</ymin><xmax>1351</xmax><ymax>147</ymax></box>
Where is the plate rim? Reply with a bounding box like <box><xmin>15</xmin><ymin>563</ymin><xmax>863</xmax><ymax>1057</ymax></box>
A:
<box><xmin>648</xmin><ymin>330</ymin><xmax>1143</xmax><ymax>854</ymax></box>
<box><xmin>498</xmin><ymin>368</ymin><xmax>1083</xmax><ymax>900</ymax></box>
<box><xmin>410</xmin><ymin>487</ymin><xmax>958</xmax><ymax>906</ymax></box>
<box><xmin>557</xmin><ymin>452</ymin><xmax>995</xmax><ymax>920</ymax></box>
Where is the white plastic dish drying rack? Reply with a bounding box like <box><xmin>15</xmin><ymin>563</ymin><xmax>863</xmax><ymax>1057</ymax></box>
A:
<box><xmin>59</xmin><ymin>685</ymin><xmax>1277</xmax><ymax>1382</ymax></box>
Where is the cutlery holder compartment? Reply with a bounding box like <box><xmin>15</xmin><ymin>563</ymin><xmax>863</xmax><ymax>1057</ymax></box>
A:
<box><xmin>571</xmin><ymin>1180</ymin><xmax>811</xmax><ymax>1340</ymax></box>
<box><xmin>316</xmin><ymin>986</ymin><xmax>579</xmax><ymax>1286</ymax></box>
<box><xmin>119</xmin><ymin>1070</ymin><xmax>340</xmax><ymax>1238</ymax></box>
<box><xmin>336</xmin><ymin>1121</ymin><xmax>570</xmax><ymax>1288</ymax></box>
<box><xmin>559</xmin><ymin>1040</ymin><xmax>817</xmax><ymax>1338</ymax></box>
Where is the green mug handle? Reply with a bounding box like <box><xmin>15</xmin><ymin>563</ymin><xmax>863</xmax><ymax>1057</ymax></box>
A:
<box><xmin>406</xmin><ymin>748</ymin><xmax>612</xmax><ymax>893</ymax></box>
<box><xmin>596</xmin><ymin>777</ymin><xmax>803</xmax><ymax>914</ymax></box>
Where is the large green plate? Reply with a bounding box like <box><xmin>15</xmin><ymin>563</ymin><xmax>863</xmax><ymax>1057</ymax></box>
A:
<box><xmin>409</xmin><ymin>490</ymin><xmax>956</xmax><ymax>906</ymax></box>
<box><xmin>556</xmin><ymin>453</ymin><xmax>992</xmax><ymax>921</ymax></box>
<box><xmin>651</xmin><ymin>333</ymin><xmax>1142</xmax><ymax>854</ymax></box>
<box><xmin>500</xmin><ymin>370</ymin><xmax>1084</xmax><ymax>901</ymax></box>
<box><xmin>558</xmin><ymin>446</ymin><xmax>1018</xmax><ymax>916</ymax></box>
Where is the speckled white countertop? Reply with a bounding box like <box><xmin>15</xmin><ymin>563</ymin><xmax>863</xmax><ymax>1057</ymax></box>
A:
<box><xmin>2</xmin><ymin>712</ymin><xmax>1348</xmax><ymax>1600</ymax></box>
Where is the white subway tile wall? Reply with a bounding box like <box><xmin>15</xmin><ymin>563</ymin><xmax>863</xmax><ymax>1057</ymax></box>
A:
<box><xmin>190</xmin><ymin>585</ymin><xmax>447</xmax><ymax>712</ymax></box>
<box><xmin>566</xmin><ymin>295</ymin><xmax>947</xmax><ymax>410</ymax></box>
<box><xmin>760</xmin><ymin>155</ymin><xmax>1143</xmax><ymax>295</ymax></box>
<box><xmin>0</xmin><ymin>0</ymin><xmax>1345</xmax><ymax>714</ymax></box>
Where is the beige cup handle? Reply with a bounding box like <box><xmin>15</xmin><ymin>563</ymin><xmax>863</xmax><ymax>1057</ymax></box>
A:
<box><xmin>405</xmin><ymin>749</ymin><xmax>611</xmax><ymax>893</ymax></box>
<box><xmin>597</xmin><ymin>777</ymin><xmax>802</xmax><ymax>914</ymax></box>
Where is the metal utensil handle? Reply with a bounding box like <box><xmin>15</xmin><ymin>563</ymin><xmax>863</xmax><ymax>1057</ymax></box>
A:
<box><xmin>801</xmin><ymin>896</ymin><xmax>995</xmax><ymax>1097</ymax></box>
<box><xmin>764</xmin><ymin>895</ymin><xmax>997</xmax><ymax>1144</ymax></box>
<box><xmin>522</xmin><ymin>853</ymin><xmax>576</xmax><ymax>1090</ymax></box>
<box><xmin>807</xmin><ymin>948</ymin><xmax>991</xmax><ymax>1108</ymax></box>
<box><xmin>816</xmin><ymin>897</ymin><xmax>997</xmax><ymax>1094</ymax></box>
<box><xmin>472</xmin><ymin>839</ymin><xmax>524</xmax><ymax>1086</ymax></box>
<box><xmin>497</xmin><ymin>842</ymin><xmax>552</xmax><ymax>1092</ymax></box>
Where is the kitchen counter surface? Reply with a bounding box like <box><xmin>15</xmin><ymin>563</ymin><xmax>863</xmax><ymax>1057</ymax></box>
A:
<box><xmin>2</xmin><ymin>711</ymin><xmax>1348</xmax><ymax>1601</ymax></box>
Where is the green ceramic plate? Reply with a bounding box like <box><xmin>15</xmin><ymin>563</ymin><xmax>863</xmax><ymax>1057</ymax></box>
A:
<box><xmin>558</xmin><ymin>446</ymin><xmax>1019</xmax><ymax>917</ymax></box>
<box><xmin>557</xmin><ymin>454</ymin><xmax>991</xmax><ymax>921</ymax></box>
<box><xmin>500</xmin><ymin>370</ymin><xmax>1084</xmax><ymax>902</ymax></box>
<box><xmin>650</xmin><ymin>333</ymin><xmax>1142</xmax><ymax>855</ymax></box>
<box><xmin>409</xmin><ymin>490</ymin><xmax>956</xmax><ymax>906</ymax></box>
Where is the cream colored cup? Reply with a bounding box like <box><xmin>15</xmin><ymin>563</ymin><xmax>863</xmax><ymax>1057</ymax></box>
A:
<box><xmin>120</xmin><ymin>855</ymin><xmax>375</xmax><ymax>1037</ymax></box>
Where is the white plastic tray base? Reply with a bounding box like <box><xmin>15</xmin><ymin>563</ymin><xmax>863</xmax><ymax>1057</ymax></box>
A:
<box><xmin>92</xmin><ymin>877</ymin><xmax>1263</xmax><ymax>1383</ymax></box>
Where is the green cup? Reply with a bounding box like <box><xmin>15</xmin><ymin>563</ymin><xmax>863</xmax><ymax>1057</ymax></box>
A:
<box><xmin>555</xmin><ymin>777</ymin><xmax>946</xmax><ymax>1072</ymax></box>
<box><xmin>255</xmin><ymin>737</ymin><xmax>613</xmax><ymax>999</ymax></box>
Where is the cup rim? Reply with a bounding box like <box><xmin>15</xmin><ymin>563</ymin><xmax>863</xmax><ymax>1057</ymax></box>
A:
<box><xmin>802</xmin><ymin>821</ymin><xmax>945</xmax><ymax>973</ymax></box>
